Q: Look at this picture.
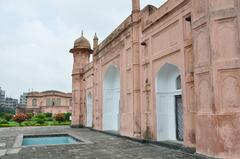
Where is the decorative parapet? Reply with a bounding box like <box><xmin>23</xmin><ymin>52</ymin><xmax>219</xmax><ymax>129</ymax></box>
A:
<box><xmin>142</xmin><ymin>0</ymin><xmax>189</xmax><ymax>31</ymax></box>
<box><xmin>27</xmin><ymin>91</ymin><xmax>72</xmax><ymax>98</ymax></box>
<box><xmin>94</xmin><ymin>16</ymin><xmax>132</xmax><ymax>55</ymax></box>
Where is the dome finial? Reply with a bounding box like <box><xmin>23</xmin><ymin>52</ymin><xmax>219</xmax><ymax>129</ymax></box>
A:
<box><xmin>71</xmin><ymin>31</ymin><xmax>92</xmax><ymax>52</ymax></box>
<box><xmin>93</xmin><ymin>32</ymin><xmax>99</xmax><ymax>50</ymax></box>
<box><xmin>94</xmin><ymin>32</ymin><xmax>98</xmax><ymax>40</ymax></box>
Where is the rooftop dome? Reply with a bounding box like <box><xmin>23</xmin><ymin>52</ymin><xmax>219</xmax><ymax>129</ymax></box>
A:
<box><xmin>73</xmin><ymin>31</ymin><xmax>91</xmax><ymax>50</ymax></box>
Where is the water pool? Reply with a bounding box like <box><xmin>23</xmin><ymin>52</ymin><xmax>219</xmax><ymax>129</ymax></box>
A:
<box><xmin>22</xmin><ymin>134</ymin><xmax>80</xmax><ymax>146</ymax></box>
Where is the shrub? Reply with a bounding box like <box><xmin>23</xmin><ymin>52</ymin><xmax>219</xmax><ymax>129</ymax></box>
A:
<box><xmin>45</xmin><ymin>117</ymin><xmax>53</xmax><ymax>121</ymax></box>
<box><xmin>35</xmin><ymin>113</ymin><xmax>45</xmax><ymax>119</ymax></box>
<box><xmin>13</xmin><ymin>113</ymin><xmax>27</xmax><ymax>125</ymax></box>
<box><xmin>44</xmin><ymin>112</ymin><xmax>52</xmax><ymax>118</ymax></box>
<box><xmin>3</xmin><ymin>113</ymin><xmax>13</xmax><ymax>121</ymax></box>
<box><xmin>36</xmin><ymin>118</ymin><xmax>45</xmax><ymax>124</ymax></box>
<box><xmin>0</xmin><ymin>118</ymin><xmax>8</xmax><ymax>124</ymax></box>
<box><xmin>22</xmin><ymin>121</ymin><xmax>34</xmax><ymax>126</ymax></box>
<box><xmin>26</xmin><ymin>113</ymin><xmax>34</xmax><ymax>120</ymax></box>
<box><xmin>54</xmin><ymin>113</ymin><xmax>65</xmax><ymax>123</ymax></box>
<box><xmin>64</xmin><ymin>112</ymin><xmax>72</xmax><ymax>121</ymax></box>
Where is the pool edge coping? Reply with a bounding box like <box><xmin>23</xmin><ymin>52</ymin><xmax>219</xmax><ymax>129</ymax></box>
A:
<box><xmin>13</xmin><ymin>132</ymin><xmax>93</xmax><ymax>148</ymax></box>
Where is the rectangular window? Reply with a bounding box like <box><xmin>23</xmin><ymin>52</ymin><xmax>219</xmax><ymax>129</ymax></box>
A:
<box><xmin>32</xmin><ymin>99</ymin><xmax>37</xmax><ymax>106</ymax></box>
<box><xmin>52</xmin><ymin>98</ymin><xmax>55</xmax><ymax>106</ymax></box>
<box><xmin>46</xmin><ymin>98</ymin><xmax>51</xmax><ymax>106</ymax></box>
<box><xmin>56</xmin><ymin>98</ymin><xmax>61</xmax><ymax>106</ymax></box>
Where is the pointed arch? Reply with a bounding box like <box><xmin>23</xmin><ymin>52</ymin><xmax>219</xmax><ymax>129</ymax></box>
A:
<box><xmin>86</xmin><ymin>92</ymin><xmax>93</xmax><ymax>127</ymax></box>
<box><xmin>155</xmin><ymin>63</ymin><xmax>184</xmax><ymax>141</ymax></box>
<box><xmin>103</xmin><ymin>65</ymin><xmax>120</xmax><ymax>131</ymax></box>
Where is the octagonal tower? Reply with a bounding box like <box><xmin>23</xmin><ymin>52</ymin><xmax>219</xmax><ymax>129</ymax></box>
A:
<box><xmin>70</xmin><ymin>32</ymin><xmax>92</xmax><ymax>127</ymax></box>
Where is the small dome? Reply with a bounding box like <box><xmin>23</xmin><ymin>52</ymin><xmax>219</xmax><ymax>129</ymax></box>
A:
<box><xmin>74</xmin><ymin>32</ymin><xmax>91</xmax><ymax>50</ymax></box>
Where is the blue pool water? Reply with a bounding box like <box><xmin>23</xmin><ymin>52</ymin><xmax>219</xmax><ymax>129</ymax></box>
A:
<box><xmin>22</xmin><ymin>135</ymin><xmax>78</xmax><ymax>146</ymax></box>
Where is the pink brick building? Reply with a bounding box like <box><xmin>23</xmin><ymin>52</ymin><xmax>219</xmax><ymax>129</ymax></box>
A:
<box><xmin>70</xmin><ymin>0</ymin><xmax>240</xmax><ymax>158</ymax></box>
<box><xmin>17</xmin><ymin>90</ymin><xmax>72</xmax><ymax>115</ymax></box>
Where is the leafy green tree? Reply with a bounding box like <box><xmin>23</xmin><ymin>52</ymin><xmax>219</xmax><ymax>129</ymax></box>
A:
<box><xmin>44</xmin><ymin>112</ymin><xmax>52</xmax><ymax>118</ymax></box>
<box><xmin>0</xmin><ymin>105</ymin><xmax>15</xmax><ymax>117</ymax></box>
<box><xmin>3</xmin><ymin>113</ymin><xmax>13</xmax><ymax>121</ymax></box>
<box><xmin>64</xmin><ymin>112</ymin><xmax>72</xmax><ymax>121</ymax></box>
<box><xmin>0</xmin><ymin>119</ymin><xmax>8</xmax><ymax>124</ymax></box>
<box><xmin>35</xmin><ymin>113</ymin><xmax>45</xmax><ymax>119</ymax></box>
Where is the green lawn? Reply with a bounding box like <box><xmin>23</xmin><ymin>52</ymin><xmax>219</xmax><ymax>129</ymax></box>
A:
<box><xmin>0</xmin><ymin>112</ymin><xmax>72</xmax><ymax>127</ymax></box>
<box><xmin>0</xmin><ymin>120</ymin><xmax>71</xmax><ymax>127</ymax></box>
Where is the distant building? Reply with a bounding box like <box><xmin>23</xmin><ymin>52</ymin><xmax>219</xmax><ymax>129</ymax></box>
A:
<box><xmin>5</xmin><ymin>97</ymin><xmax>18</xmax><ymax>108</ymax></box>
<box><xmin>0</xmin><ymin>87</ymin><xmax>18</xmax><ymax>109</ymax></box>
<box><xmin>19</xmin><ymin>93</ymin><xmax>28</xmax><ymax>105</ymax></box>
<box><xmin>0</xmin><ymin>87</ymin><xmax>5</xmax><ymax>106</ymax></box>
<box><xmin>16</xmin><ymin>90</ymin><xmax>72</xmax><ymax>115</ymax></box>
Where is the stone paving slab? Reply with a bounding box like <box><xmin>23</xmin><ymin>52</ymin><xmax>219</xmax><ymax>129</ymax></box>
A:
<box><xmin>0</xmin><ymin>126</ymin><xmax>196</xmax><ymax>159</ymax></box>
<box><xmin>0</xmin><ymin>143</ymin><xmax>6</xmax><ymax>148</ymax></box>
<box><xmin>0</xmin><ymin>149</ymin><xmax>7</xmax><ymax>157</ymax></box>
<box><xmin>6</xmin><ymin>148</ymin><xmax>21</xmax><ymax>155</ymax></box>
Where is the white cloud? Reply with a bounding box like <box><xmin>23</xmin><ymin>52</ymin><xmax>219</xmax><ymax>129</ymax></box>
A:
<box><xmin>0</xmin><ymin>0</ymin><xmax>166</xmax><ymax>99</ymax></box>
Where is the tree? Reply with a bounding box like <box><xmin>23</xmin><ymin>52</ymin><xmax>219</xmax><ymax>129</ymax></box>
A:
<box><xmin>26</xmin><ymin>113</ymin><xmax>34</xmax><ymax>120</ymax></box>
<box><xmin>54</xmin><ymin>113</ymin><xmax>65</xmax><ymax>123</ymax></box>
<box><xmin>3</xmin><ymin>113</ymin><xmax>13</xmax><ymax>121</ymax></box>
<box><xmin>64</xmin><ymin>112</ymin><xmax>72</xmax><ymax>121</ymax></box>
<box><xmin>44</xmin><ymin>112</ymin><xmax>52</xmax><ymax>118</ymax></box>
<box><xmin>35</xmin><ymin>113</ymin><xmax>45</xmax><ymax>119</ymax></box>
<box><xmin>0</xmin><ymin>105</ymin><xmax>15</xmax><ymax>117</ymax></box>
<box><xmin>13</xmin><ymin>113</ymin><xmax>27</xmax><ymax>126</ymax></box>
<box><xmin>34</xmin><ymin>113</ymin><xmax>46</xmax><ymax>125</ymax></box>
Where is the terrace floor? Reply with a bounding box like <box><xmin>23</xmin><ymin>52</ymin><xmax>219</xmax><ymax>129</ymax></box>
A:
<box><xmin>0</xmin><ymin>126</ymin><xmax>196</xmax><ymax>159</ymax></box>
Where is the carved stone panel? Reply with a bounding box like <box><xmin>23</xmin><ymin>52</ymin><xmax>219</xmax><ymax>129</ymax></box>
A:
<box><xmin>213</xmin><ymin>18</ymin><xmax>239</xmax><ymax>61</ymax></box>
<box><xmin>126</xmin><ymin>48</ymin><xmax>132</xmax><ymax>68</ymax></box>
<box><xmin>142</xmin><ymin>64</ymin><xmax>149</xmax><ymax>88</ymax></box>
<box><xmin>142</xmin><ymin>39</ymin><xmax>149</xmax><ymax>57</ymax></box>
<box><xmin>192</xmin><ymin>0</ymin><xmax>207</xmax><ymax>21</ymax></box>
<box><xmin>194</xmin><ymin>26</ymin><xmax>210</xmax><ymax>67</ymax></box>
<box><xmin>127</xmin><ymin>69</ymin><xmax>132</xmax><ymax>90</ymax></box>
<box><xmin>185</xmin><ymin>46</ymin><xmax>194</xmax><ymax>74</ymax></box>
<box><xmin>187</xmin><ymin>83</ymin><xmax>196</xmax><ymax>113</ymax></box>
<box><xmin>152</xmin><ymin>21</ymin><xmax>179</xmax><ymax>53</ymax></box>
<box><xmin>196</xmin><ymin>73</ymin><xmax>212</xmax><ymax>113</ymax></box>
<box><xmin>210</xmin><ymin>0</ymin><xmax>235</xmax><ymax>11</ymax></box>
<box><xmin>126</xmin><ymin>93</ymin><xmax>132</xmax><ymax>113</ymax></box>
<box><xmin>219</xmin><ymin>69</ymin><xmax>240</xmax><ymax>112</ymax></box>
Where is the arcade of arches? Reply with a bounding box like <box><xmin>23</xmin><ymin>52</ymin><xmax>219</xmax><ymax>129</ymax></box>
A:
<box><xmin>70</xmin><ymin>0</ymin><xmax>240</xmax><ymax>158</ymax></box>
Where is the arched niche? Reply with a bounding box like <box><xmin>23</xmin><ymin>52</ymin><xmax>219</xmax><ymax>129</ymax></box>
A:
<box><xmin>103</xmin><ymin>65</ymin><xmax>120</xmax><ymax>132</ymax></box>
<box><xmin>86</xmin><ymin>92</ymin><xmax>93</xmax><ymax>127</ymax></box>
<box><xmin>155</xmin><ymin>63</ymin><xmax>183</xmax><ymax>141</ymax></box>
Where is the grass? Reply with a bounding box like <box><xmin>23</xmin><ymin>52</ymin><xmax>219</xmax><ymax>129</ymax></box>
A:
<box><xmin>0</xmin><ymin>120</ymin><xmax>71</xmax><ymax>127</ymax></box>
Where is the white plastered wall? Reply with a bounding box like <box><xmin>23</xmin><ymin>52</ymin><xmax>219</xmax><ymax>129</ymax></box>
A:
<box><xmin>156</xmin><ymin>63</ymin><xmax>181</xmax><ymax>141</ymax></box>
<box><xmin>86</xmin><ymin>92</ymin><xmax>93</xmax><ymax>127</ymax></box>
<box><xmin>103</xmin><ymin>65</ymin><xmax>120</xmax><ymax>131</ymax></box>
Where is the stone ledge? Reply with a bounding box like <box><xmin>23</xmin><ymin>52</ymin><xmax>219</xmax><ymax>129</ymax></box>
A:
<box><xmin>70</xmin><ymin>125</ymin><xmax>84</xmax><ymax>128</ymax></box>
<box><xmin>193</xmin><ymin>153</ymin><xmax>222</xmax><ymax>159</ymax></box>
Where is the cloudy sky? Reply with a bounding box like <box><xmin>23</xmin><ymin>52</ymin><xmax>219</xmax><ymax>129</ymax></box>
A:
<box><xmin>0</xmin><ymin>0</ymin><xmax>166</xmax><ymax>99</ymax></box>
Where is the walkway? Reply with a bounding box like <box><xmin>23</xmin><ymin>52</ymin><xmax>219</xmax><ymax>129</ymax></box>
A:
<box><xmin>0</xmin><ymin>126</ymin><xmax>196</xmax><ymax>159</ymax></box>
